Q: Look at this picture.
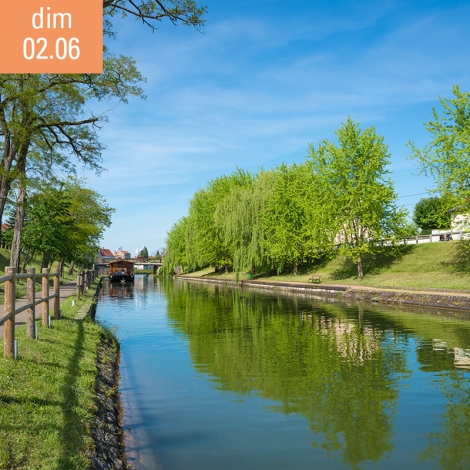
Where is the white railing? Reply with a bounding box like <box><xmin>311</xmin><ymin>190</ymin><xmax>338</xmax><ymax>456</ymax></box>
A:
<box><xmin>401</xmin><ymin>229</ymin><xmax>469</xmax><ymax>245</ymax></box>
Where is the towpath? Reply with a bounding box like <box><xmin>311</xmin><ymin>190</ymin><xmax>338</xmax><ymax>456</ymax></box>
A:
<box><xmin>0</xmin><ymin>281</ymin><xmax>77</xmax><ymax>339</ymax></box>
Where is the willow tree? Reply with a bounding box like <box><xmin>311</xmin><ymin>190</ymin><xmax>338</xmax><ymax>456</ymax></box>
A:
<box><xmin>185</xmin><ymin>169</ymin><xmax>252</xmax><ymax>272</ymax></box>
<box><xmin>307</xmin><ymin>118</ymin><xmax>406</xmax><ymax>278</ymax></box>
<box><xmin>164</xmin><ymin>216</ymin><xmax>189</xmax><ymax>274</ymax></box>
<box><xmin>215</xmin><ymin>170</ymin><xmax>274</xmax><ymax>276</ymax></box>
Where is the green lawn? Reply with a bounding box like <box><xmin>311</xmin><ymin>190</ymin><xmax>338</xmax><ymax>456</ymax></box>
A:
<box><xmin>0</xmin><ymin>282</ymin><xmax>113</xmax><ymax>470</ymax></box>
<box><xmin>180</xmin><ymin>241</ymin><xmax>470</xmax><ymax>291</ymax></box>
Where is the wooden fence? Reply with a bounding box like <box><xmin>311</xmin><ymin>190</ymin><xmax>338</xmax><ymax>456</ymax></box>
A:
<box><xmin>0</xmin><ymin>267</ymin><xmax>97</xmax><ymax>359</ymax></box>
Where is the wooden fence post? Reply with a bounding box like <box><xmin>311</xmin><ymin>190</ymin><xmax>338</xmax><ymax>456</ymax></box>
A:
<box><xmin>4</xmin><ymin>267</ymin><xmax>16</xmax><ymax>358</ymax></box>
<box><xmin>42</xmin><ymin>268</ymin><xmax>49</xmax><ymax>327</ymax></box>
<box><xmin>27</xmin><ymin>268</ymin><xmax>36</xmax><ymax>339</ymax></box>
<box><xmin>76</xmin><ymin>271</ymin><xmax>81</xmax><ymax>299</ymax></box>
<box><xmin>54</xmin><ymin>268</ymin><xmax>60</xmax><ymax>319</ymax></box>
<box><xmin>79</xmin><ymin>270</ymin><xmax>84</xmax><ymax>298</ymax></box>
<box><xmin>81</xmin><ymin>271</ymin><xmax>85</xmax><ymax>296</ymax></box>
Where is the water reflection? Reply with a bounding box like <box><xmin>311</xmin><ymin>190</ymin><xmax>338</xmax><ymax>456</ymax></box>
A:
<box><xmin>97</xmin><ymin>278</ymin><xmax>470</xmax><ymax>470</ymax></box>
<box><xmin>164</xmin><ymin>281</ymin><xmax>412</xmax><ymax>469</ymax></box>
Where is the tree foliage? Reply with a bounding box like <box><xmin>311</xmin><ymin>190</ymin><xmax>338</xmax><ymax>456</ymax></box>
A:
<box><xmin>413</xmin><ymin>197</ymin><xmax>451</xmax><ymax>232</ymax></box>
<box><xmin>215</xmin><ymin>170</ymin><xmax>273</xmax><ymax>276</ymax></box>
<box><xmin>409</xmin><ymin>85</ymin><xmax>470</xmax><ymax>212</ymax></box>
<box><xmin>6</xmin><ymin>178</ymin><xmax>114</xmax><ymax>271</ymax></box>
<box><xmin>103</xmin><ymin>0</ymin><xmax>207</xmax><ymax>33</ymax></box>
<box><xmin>164</xmin><ymin>119</ymin><xmax>411</xmax><ymax>278</ymax></box>
<box><xmin>0</xmin><ymin>0</ymin><xmax>207</xmax><ymax>269</ymax></box>
<box><xmin>138</xmin><ymin>246</ymin><xmax>149</xmax><ymax>259</ymax></box>
<box><xmin>262</xmin><ymin>163</ymin><xmax>319</xmax><ymax>275</ymax></box>
<box><xmin>185</xmin><ymin>170</ymin><xmax>252</xmax><ymax>271</ymax></box>
<box><xmin>306</xmin><ymin>118</ymin><xmax>406</xmax><ymax>278</ymax></box>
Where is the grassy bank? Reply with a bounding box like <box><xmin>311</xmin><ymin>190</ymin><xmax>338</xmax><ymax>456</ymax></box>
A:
<box><xmin>182</xmin><ymin>241</ymin><xmax>470</xmax><ymax>291</ymax></box>
<box><xmin>0</xmin><ymin>282</ymin><xmax>113</xmax><ymax>470</ymax></box>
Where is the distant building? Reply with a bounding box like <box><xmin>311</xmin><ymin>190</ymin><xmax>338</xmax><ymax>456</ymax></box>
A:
<box><xmin>97</xmin><ymin>248</ymin><xmax>115</xmax><ymax>263</ymax></box>
<box><xmin>115</xmin><ymin>249</ymin><xmax>131</xmax><ymax>260</ymax></box>
<box><xmin>451</xmin><ymin>211</ymin><xmax>470</xmax><ymax>231</ymax></box>
<box><xmin>450</xmin><ymin>200</ymin><xmax>470</xmax><ymax>232</ymax></box>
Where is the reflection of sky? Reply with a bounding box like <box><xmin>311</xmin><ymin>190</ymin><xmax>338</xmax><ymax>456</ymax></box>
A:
<box><xmin>96</xmin><ymin>280</ymin><xmax>470</xmax><ymax>469</ymax></box>
<box><xmin>83</xmin><ymin>1</ymin><xmax>470</xmax><ymax>252</ymax></box>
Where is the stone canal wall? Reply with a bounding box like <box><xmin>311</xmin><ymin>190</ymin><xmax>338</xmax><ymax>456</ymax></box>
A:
<box><xmin>177</xmin><ymin>275</ymin><xmax>470</xmax><ymax>314</ymax></box>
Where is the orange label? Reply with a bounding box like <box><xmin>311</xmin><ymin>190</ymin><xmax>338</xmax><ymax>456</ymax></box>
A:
<box><xmin>0</xmin><ymin>0</ymin><xmax>102</xmax><ymax>73</ymax></box>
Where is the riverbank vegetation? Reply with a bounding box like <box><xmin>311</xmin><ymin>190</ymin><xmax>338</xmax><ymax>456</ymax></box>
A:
<box><xmin>182</xmin><ymin>241</ymin><xmax>470</xmax><ymax>291</ymax></box>
<box><xmin>164</xmin><ymin>88</ymin><xmax>470</xmax><ymax>283</ymax></box>
<box><xmin>0</xmin><ymin>283</ymin><xmax>114</xmax><ymax>470</ymax></box>
<box><xmin>164</xmin><ymin>118</ymin><xmax>410</xmax><ymax>279</ymax></box>
<box><xmin>3</xmin><ymin>177</ymin><xmax>114</xmax><ymax>276</ymax></box>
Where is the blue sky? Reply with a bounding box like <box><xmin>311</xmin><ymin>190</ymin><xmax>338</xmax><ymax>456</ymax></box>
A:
<box><xmin>86</xmin><ymin>0</ymin><xmax>470</xmax><ymax>255</ymax></box>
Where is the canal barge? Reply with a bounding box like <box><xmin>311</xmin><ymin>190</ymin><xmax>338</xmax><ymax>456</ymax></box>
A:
<box><xmin>109</xmin><ymin>260</ymin><xmax>135</xmax><ymax>283</ymax></box>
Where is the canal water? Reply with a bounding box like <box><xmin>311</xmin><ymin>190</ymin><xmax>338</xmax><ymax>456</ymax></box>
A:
<box><xmin>96</xmin><ymin>276</ymin><xmax>470</xmax><ymax>470</ymax></box>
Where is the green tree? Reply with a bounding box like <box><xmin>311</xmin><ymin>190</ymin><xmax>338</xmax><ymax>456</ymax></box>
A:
<box><xmin>63</xmin><ymin>177</ymin><xmax>114</xmax><ymax>272</ymax></box>
<box><xmin>0</xmin><ymin>65</ymin><xmax>144</xmax><ymax>270</ymax></box>
<box><xmin>164</xmin><ymin>216</ymin><xmax>189</xmax><ymax>274</ymax></box>
<box><xmin>138</xmin><ymin>246</ymin><xmax>149</xmax><ymax>259</ymax></box>
<box><xmin>0</xmin><ymin>0</ymin><xmax>207</xmax><ymax>267</ymax></box>
<box><xmin>214</xmin><ymin>170</ymin><xmax>273</xmax><ymax>276</ymax></box>
<box><xmin>413</xmin><ymin>197</ymin><xmax>451</xmax><ymax>233</ymax></box>
<box><xmin>185</xmin><ymin>170</ymin><xmax>251</xmax><ymax>272</ymax></box>
<box><xmin>262</xmin><ymin>163</ymin><xmax>319</xmax><ymax>275</ymax></box>
<box><xmin>409</xmin><ymin>85</ymin><xmax>470</xmax><ymax>213</ymax></box>
<box><xmin>307</xmin><ymin>117</ymin><xmax>406</xmax><ymax>278</ymax></box>
<box><xmin>20</xmin><ymin>185</ymin><xmax>77</xmax><ymax>272</ymax></box>
<box><xmin>15</xmin><ymin>178</ymin><xmax>113</xmax><ymax>273</ymax></box>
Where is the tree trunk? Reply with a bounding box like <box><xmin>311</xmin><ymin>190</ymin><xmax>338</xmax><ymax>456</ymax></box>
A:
<box><xmin>10</xmin><ymin>180</ymin><xmax>26</xmax><ymax>271</ymax></box>
<box><xmin>21</xmin><ymin>251</ymin><xmax>34</xmax><ymax>273</ymax></box>
<box><xmin>357</xmin><ymin>253</ymin><xmax>364</xmax><ymax>278</ymax></box>
<box><xmin>58</xmin><ymin>258</ymin><xmax>64</xmax><ymax>277</ymax></box>
<box><xmin>224</xmin><ymin>263</ymin><xmax>229</xmax><ymax>273</ymax></box>
<box><xmin>67</xmin><ymin>260</ymin><xmax>75</xmax><ymax>275</ymax></box>
<box><xmin>8</xmin><ymin>138</ymin><xmax>29</xmax><ymax>270</ymax></box>
<box><xmin>0</xmin><ymin>132</ymin><xmax>18</xmax><ymax>244</ymax></box>
<box><xmin>251</xmin><ymin>262</ymin><xmax>255</xmax><ymax>275</ymax></box>
<box><xmin>293</xmin><ymin>260</ymin><xmax>298</xmax><ymax>276</ymax></box>
<box><xmin>41</xmin><ymin>251</ymin><xmax>51</xmax><ymax>269</ymax></box>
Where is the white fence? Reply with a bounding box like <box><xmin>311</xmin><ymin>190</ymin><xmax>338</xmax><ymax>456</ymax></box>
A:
<box><xmin>401</xmin><ymin>229</ymin><xmax>469</xmax><ymax>245</ymax></box>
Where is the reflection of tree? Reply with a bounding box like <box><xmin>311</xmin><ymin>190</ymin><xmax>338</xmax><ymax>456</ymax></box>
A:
<box><xmin>161</xmin><ymin>280</ymin><xmax>408</xmax><ymax>469</ymax></box>
<box><xmin>417</xmin><ymin>340</ymin><xmax>470</xmax><ymax>470</ymax></box>
<box><xmin>354</xmin><ymin>303</ymin><xmax>470</xmax><ymax>470</ymax></box>
<box><xmin>419</xmin><ymin>371</ymin><xmax>470</xmax><ymax>470</ymax></box>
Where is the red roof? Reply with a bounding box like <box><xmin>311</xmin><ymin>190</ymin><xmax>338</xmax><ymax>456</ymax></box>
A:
<box><xmin>100</xmin><ymin>248</ymin><xmax>114</xmax><ymax>257</ymax></box>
